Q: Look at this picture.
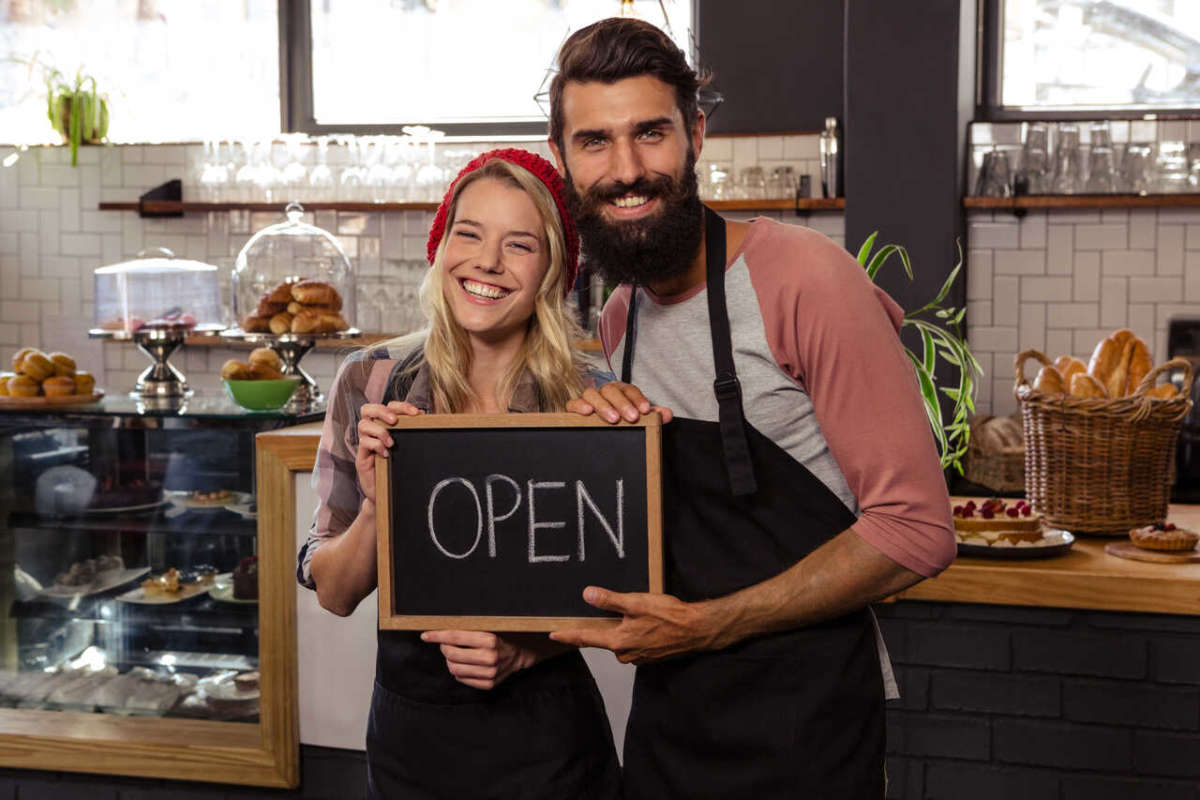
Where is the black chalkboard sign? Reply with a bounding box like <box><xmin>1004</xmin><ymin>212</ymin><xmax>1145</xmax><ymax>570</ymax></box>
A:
<box><xmin>376</xmin><ymin>413</ymin><xmax>662</xmax><ymax>631</ymax></box>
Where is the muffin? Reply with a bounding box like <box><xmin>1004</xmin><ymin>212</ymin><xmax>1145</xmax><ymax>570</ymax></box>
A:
<box><xmin>8</xmin><ymin>375</ymin><xmax>39</xmax><ymax>397</ymax></box>
<box><xmin>19</xmin><ymin>351</ymin><xmax>54</xmax><ymax>382</ymax></box>
<box><xmin>48</xmin><ymin>352</ymin><xmax>76</xmax><ymax>377</ymax></box>
<box><xmin>73</xmin><ymin>371</ymin><xmax>96</xmax><ymax>396</ymax></box>
<box><xmin>42</xmin><ymin>376</ymin><xmax>75</xmax><ymax>397</ymax></box>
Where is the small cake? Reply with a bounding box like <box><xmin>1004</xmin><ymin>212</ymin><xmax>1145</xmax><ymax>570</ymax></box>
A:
<box><xmin>952</xmin><ymin>498</ymin><xmax>1042</xmax><ymax>543</ymax></box>
<box><xmin>141</xmin><ymin>567</ymin><xmax>182</xmax><ymax>596</ymax></box>
<box><xmin>1129</xmin><ymin>522</ymin><xmax>1199</xmax><ymax>552</ymax></box>
<box><xmin>234</xmin><ymin>670</ymin><xmax>259</xmax><ymax>692</ymax></box>
<box><xmin>232</xmin><ymin>555</ymin><xmax>258</xmax><ymax>600</ymax></box>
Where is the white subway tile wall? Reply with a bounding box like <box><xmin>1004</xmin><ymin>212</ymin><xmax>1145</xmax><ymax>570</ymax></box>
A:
<box><xmin>968</xmin><ymin>208</ymin><xmax>1200</xmax><ymax>417</ymax></box>
<box><xmin>0</xmin><ymin>135</ymin><xmax>840</xmax><ymax>397</ymax></box>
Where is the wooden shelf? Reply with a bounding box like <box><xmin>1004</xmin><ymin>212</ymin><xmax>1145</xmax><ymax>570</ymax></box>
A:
<box><xmin>99</xmin><ymin>198</ymin><xmax>845</xmax><ymax>215</ymax></box>
<box><xmin>185</xmin><ymin>334</ymin><xmax>604</xmax><ymax>353</ymax></box>
<box><xmin>964</xmin><ymin>194</ymin><xmax>1200</xmax><ymax>210</ymax></box>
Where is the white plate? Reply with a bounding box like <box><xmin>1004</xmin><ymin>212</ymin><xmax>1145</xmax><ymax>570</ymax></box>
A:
<box><xmin>206</xmin><ymin>679</ymin><xmax>259</xmax><ymax>703</ymax></box>
<box><xmin>40</xmin><ymin>567</ymin><xmax>151</xmax><ymax>599</ymax></box>
<box><xmin>208</xmin><ymin>573</ymin><xmax>257</xmax><ymax>604</ymax></box>
<box><xmin>222</xmin><ymin>500</ymin><xmax>257</xmax><ymax>520</ymax></box>
<box><xmin>956</xmin><ymin>529</ymin><xmax>1075</xmax><ymax>559</ymax></box>
<box><xmin>82</xmin><ymin>498</ymin><xmax>166</xmax><ymax>515</ymax></box>
<box><xmin>165</xmin><ymin>491</ymin><xmax>252</xmax><ymax>512</ymax></box>
<box><xmin>115</xmin><ymin>577</ymin><xmax>212</xmax><ymax>605</ymax></box>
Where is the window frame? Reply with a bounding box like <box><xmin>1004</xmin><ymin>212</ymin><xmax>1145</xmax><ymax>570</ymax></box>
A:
<box><xmin>977</xmin><ymin>0</ymin><xmax>1200</xmax><ymax>121</ymax></box>
<box><xmin>280</xmin><ymin>0</ymin><xmax>700</xmax><ymax>138</ymax></box>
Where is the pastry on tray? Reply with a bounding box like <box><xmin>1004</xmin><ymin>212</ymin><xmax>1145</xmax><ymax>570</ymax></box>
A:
<box><xmin>233</xmin><ymin>555</ymin><xmax>258</xmax><ymax>600</ymax></box>
<box><xmin>1129</xmin><ymin>522</ymin><xmax>1199</xmax><ymax>552</ymax></box>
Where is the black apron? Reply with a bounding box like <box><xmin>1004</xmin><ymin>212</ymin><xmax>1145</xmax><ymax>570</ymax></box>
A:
<box><xmin>619</xmin><ymin>208</ymin><xmax>885</xmax><ymax>799</ymax></box>
<box><xmin>365</xmin><ymin>374</ymin><xmax>622</xmax><ymax>800</ymax></box>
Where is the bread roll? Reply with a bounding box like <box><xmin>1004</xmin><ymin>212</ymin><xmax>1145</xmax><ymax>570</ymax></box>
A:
<box><xmin>11</xmin><ymin>347</ymin><xmax>34</xmax><ymax>374</ymax></box>
<box><xmin>248</xmin><ymin>361</ymin><xmax>285</xmax><ymax>380</ymax></box>
<box><xmin>73</xmin><ymin>371</ymin><xmax>95</xmax><ymax>396</ymax></box>
<box><xmin>268</xmin><ymin>279</ymin><xmax>299</xmax><ymax>304</ymax></box>
<box><xmin>269</xmin><ymin>312</ymin><xmax>294</xmax><ymax>335</ymax></box>
<box><xmin>248</xmin><ymin>347</ymin><xmax>281</xmax><ymax>370</ymax></box>
<box><xmin>287</xmin><ymin>300</ymin><xmax>337</xmax><ymax>316</ymax></box>
<box><xmin>49</xmin><ymin>352</ymin><xmax>76</xmax><ymax>378</ymax></box>
<box><xmin>19</xmin><ymin>351</ymin><xmax>54</xmax><ymax>382</ymax></box>
<box><xmin>42</xmin><ymin>376</ymin><xmax>75</xmax><ymax>397</ymax></box>
<box><xmin>256</xmin><ymin>294</ymin><xmax>287</xmax><ymax>318</ymax></box>
<box><xmin>1125</xmin><ymin>338</ymin><xmax>1153</xmax><ymax>395</ymax></box>
<box><xmin>8</xmin><ymin>375</ymin><xmax>39</xmax><ymax>397</ymax></box>
<box><xmin>291</xmin><ymin>280</ymin><xmax>341</xmax><ymax>309</ymax></box>
<box><xmin>1033</xmin><ymin>365</ymin><xmax>1065</xmax><ymax>395</ymax></box>
<box><xmin>1070</xmin><ymin>372</ymin><xmax>1109</xmax><ymax>399</ymax></box>
<box><xmin>220</xmin><ymin>360</ymin><xmax>252</xmax><ymax>381</ymax></box>
<box><xmin>1053</xmin><ymin>356</ymin><xmax>1087</xmax><ymax>386</ymax></box>
<box><xmin>290</xmin><ymin>308</ymin><xmax>320</xmax><ymax>334</ymax></box>
<box><xmin>1147</xmin><ymin>383</ymin><xmax>1179</xmax><ymax>400</ymax></box>
<box><xmin>241</xmin><ymin>315</ymin><xmax>271</xmax><ymax>333</ymax></box>
<box><xmin>317</xmin><ymin>310</ymin><xmax>348</xmax><ymax>333</ymax></box>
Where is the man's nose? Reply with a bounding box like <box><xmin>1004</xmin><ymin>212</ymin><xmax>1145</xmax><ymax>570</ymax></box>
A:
<box><xmin>609</xmin><ymin>138</ymin><xmax>646</xmax><ymax>187</ymax></box>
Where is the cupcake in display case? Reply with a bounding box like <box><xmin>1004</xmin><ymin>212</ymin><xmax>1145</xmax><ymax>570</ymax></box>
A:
<box><xmin>223</xmin><ymin>203</ymin><xmax>359</xmax><ymax>411</ymax></box>
<box><xmin>88</xmin><ymin>249</ymin><xmax>225</xmax><ymax>400</ymax></box>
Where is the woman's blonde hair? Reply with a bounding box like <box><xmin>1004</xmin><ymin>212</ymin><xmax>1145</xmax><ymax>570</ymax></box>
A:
<box><xmin>380</xmin><ymin>158</ymin><xmax>585</xmax><ymax>412</ymax></box>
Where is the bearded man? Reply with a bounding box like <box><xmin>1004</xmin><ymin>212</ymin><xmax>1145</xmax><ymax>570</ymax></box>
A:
<box><xmin>547</xmin><ymin>17</ymin><xmax>955</xmax><ymax>799</ymax></box>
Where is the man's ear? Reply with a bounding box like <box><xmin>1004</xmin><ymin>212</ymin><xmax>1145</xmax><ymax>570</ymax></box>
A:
<box><xmin>692</xmin><ymin>111</ymin><xmax>706</xmax><ymax>160</ymax></box>
<box><xmin>548</xmin><ymin>138</ymin><xmax>567</xmax><ymax>176</ymax></box>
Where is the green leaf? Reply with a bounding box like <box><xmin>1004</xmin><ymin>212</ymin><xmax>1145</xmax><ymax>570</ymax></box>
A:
<box><xmin>856</xmin><ymin>232</ymin><xmax>878</xmax><ymax>266</ymax></box>
<box><xmin>921</xmin><ymin>328</ymin><xmax>935</xmax><ymax>374</ymax></box>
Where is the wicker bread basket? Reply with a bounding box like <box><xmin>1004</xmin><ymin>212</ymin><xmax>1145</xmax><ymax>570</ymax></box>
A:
<box><xmin>1014</xmin><ymin>349</ymin><xmax>1194</xmax><ymax>535</ymax></box>
<box><xmin>965</xmin><ymin>414</ymin><xmax>1025</xmax><ymax>493</ymax></box>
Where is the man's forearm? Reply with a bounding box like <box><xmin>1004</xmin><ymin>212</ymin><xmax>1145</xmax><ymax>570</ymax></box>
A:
<box><xmin>699</xmin><ymin>528</ymin><xmax>925</xmax><ymax>651</ymax></box>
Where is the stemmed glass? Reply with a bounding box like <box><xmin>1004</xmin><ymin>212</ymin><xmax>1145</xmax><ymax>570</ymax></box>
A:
<box><xmin>307</xmin><ymin>136</ymin><xmax>335</xmax><ymax>201</ymax></box>
<box><xmin>337</xmin><ymin>136</ymin><xmax>367</xmax><ymax>201</ymax></box>
<box><xmin>279</xmin><ymin>133</ymin><xmax>308</xmax><ymax>202</ymax></box>
<box><xmin>198</xmin><ymin>140</ymin><xmax>230</xmax><ymax>202</ymax></box>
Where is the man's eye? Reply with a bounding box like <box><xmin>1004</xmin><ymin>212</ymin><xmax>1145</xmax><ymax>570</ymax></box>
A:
<box><xmin>584</xmin><ymin>137</ymin><xmax>606</xmax><ymax>149</ymax></box>
<box><xmin>640</xmin><ymin>129</ymin><xmax>664</xmax><ymax>141</ymax></box>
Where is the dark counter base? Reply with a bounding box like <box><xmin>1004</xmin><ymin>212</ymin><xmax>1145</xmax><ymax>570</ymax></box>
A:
<box><xmin>877</xmin><ymin>600</ymin><xmax>1200</xmax><ymax>800</ymax></box>
<box><xmin>0</xmin><ymin>745</ymin><xmax>365</xmax><ymax>800</ymax></box>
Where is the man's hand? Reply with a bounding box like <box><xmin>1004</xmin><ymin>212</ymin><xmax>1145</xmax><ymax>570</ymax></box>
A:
<box><xmin>567</xmin><ymin>382</ymin><xmax>673</xmax><ymax>424</ymax></box>
<box><xmin>549</xmin><ymin>587</ymin><xmax>723</xmax><ymax>664</ymax></box>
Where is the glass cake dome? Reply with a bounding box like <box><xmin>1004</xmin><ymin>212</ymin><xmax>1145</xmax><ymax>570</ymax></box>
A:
<box><xmin>93</xmin><ymin>249</ymin><xmax>223</xmax><ymax>334</ymax></box>
<box><xmin>231</xmin><ymin>202</ymin><xmax>356</xmax><ymax>335</ymax></box>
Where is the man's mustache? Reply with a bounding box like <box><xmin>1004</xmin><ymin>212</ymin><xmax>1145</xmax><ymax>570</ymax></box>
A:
<box><xmin>583</xmin><ymin>175</ymin><xmax>674</xmax><ymax>205</ymax></box>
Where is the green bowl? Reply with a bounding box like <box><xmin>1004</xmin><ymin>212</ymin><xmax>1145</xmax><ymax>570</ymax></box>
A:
<box><xmin>223</xmin><ymin>377</ymin><xmax>301</xmax><ymax>411</ymax></box>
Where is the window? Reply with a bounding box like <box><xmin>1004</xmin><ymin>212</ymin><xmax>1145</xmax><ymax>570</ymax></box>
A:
<box><xmin>295</xmin><ymin>0</ymin><xmax>695</xmax><ymax>135</ymax></box>
<box><xmin>986</xmin><ymin>0</ymin><xmax>1200</xmax><ymax>115</ymax></box>
<box><xmin>0</xmin><ymin>0</ymin><xmax>279</xmax><ymax>144</ymax></box>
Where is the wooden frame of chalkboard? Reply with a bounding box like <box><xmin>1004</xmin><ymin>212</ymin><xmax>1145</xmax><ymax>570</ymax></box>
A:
<box><xmin>376</xmin><ymin>413</ymin><xmax>662</xmax><ymax>631</ymax></box>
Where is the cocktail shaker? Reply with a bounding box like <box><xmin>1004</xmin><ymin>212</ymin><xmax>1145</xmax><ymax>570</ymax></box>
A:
<box><xmin>819</xmin><ymin>116</ymin><xmax>839</xmax><ymax>198</ymax></box>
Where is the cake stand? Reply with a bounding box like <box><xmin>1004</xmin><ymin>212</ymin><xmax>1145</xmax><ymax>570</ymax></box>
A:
<box><xmin>218</xmin><ymin>327</ymin><xmax>362</xmax><ymax>411</ymax></box>
<box><xmin>89</xmin><ymin>323</ymin><xmax>225</xmax><ymax>399</ymax></box>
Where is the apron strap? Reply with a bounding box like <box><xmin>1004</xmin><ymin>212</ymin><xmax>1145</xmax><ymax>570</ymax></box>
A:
<box><xmin>703</xmin><ymin>207</ymin><xmax>758</xmax><ymax>496</ymax></box>
<box><xmin>618</xmin><ymin>207</ymin><xmax>757</xmax><ymax>497</ymax></box>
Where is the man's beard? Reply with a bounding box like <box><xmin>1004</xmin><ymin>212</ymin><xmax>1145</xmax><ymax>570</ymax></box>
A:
<box><xmin>566</xmin><ymin>152</ymin><xmax>703</xmax><ymax>288</ymax></box>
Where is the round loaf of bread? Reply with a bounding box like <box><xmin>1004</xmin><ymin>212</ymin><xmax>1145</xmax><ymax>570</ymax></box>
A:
<box><xmin>248</xmin><ymin>347</ymin><xmax>281</xmax><ymax>370</ymax></box>
<box><xmin>248</xmin><ymin>361</ymin><xmax>285</xmax><ymax>380</ymax></box>
<box><xmin>42</xmin><ymin>375</ymin><xmax>75</xmax><ymax>397</ymax></box>
<box><xmin>220</xmin><ymin>359</ymin><xmax>252</xmax><ymax>381</ymax></box>
<box><xmin>20</xmin><ymin>351</ymin><xmax>54</xmax><ymax>382</ymax></box>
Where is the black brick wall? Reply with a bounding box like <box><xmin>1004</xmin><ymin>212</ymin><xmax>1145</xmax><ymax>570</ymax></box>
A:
<box><xmin>877</xmin><ymin>601</ymin><xmax>1200</xmax><ymax>799</ymax></box>
<box><xmin>0</xmin><ymin>745</ymin><xmax>366</xmax><ymax>800</ymax></box>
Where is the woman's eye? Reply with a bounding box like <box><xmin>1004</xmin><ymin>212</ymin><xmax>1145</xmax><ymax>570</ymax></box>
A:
<box><xmin>454</xmin><ymin>230</ymin><xmax>478</xmax><ymax>240</ymax></box>
<box><xmin>509</xmin><ymin>241</ymin><xmax>533</xmax><ymax>253</ymax></box>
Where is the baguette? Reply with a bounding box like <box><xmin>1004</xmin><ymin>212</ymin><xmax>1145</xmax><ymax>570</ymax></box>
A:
<box><xmin>1070</xmin><ymin>372</ymin><xmax>1109</xmax><ymax>399</ymax></box>
<box><xmin>1125</xmin><ymin>338</ymin><xmax>1153</xmax><ymax>395</ymax></box>
<box><xmin>1053</xmin><ymin>355</ymin><xmax>1087</xmax><ymax>386</ymax></box>
<box><xmin>1147</xmin><ymin>383</ymin><xmax>1179</xmax><ymax>400</ymax></box>
<box><xmin>1033</xmin><ymin>365</ymin><xmax>1065</xmax><ymax>395</ymax></box>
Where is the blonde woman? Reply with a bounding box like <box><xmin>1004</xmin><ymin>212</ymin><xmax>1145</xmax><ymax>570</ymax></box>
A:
<box><xmin>296</xmin><ymin>150</ymin><xmax>621</xmax><ymax>799</ymax></box>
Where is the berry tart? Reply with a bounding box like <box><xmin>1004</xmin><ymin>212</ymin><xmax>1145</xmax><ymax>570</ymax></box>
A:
<box><xmin>1129</xmin><ymin>522</ymin><xmax>1199</xmax><ymax>552</ymax></box>
<box><xmin>952</xmin><ymin>498</ymin><xmax>1042</xmax><ymax>545</ymax></box>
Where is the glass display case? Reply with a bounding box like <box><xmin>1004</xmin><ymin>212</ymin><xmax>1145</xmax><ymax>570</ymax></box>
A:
<box><xmin>0</xmin><ymin>395</ymin><xmax>319</xmax><ymax>787</ymax></box>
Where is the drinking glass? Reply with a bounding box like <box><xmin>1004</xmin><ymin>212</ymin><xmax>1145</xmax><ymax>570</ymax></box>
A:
<box><xmin>706</xmin><ymin>162</ymin><xmax>733</xmax><ymax>201</ymax></box>
<box><xmin>279</xmin><ymin>133</ymin><xmax>308</xmax><ymax>202</ymax></box>
<box><xmin>1188</xmin><ymin>142</ymin><xmax>1200</xmax><ymax>190</ymax></box>
<box><xmin>307</xmin><ymin>136</ymin><xmax>335</xmax><ymax>201</ymax></box>
<box><xmin>1085</xmin><ymin>122</ymin><xmax>1116</xmax><ymax>194</ymax></box>
<box><xmin>1017</xmin><ymin>122</ymin><xmax>1050</xmax><ymax>195</ymax></box>
<box><xmin>975</xmin><ymin>149</ymin><xmax>1012</xmax><ymax>197</ymax></box>
<box><xmin>337</xmin><ymin>136</ymin><xmax>366</xmax><ymax>201</ymax></box>
<box><xmin>1051</xmin><ymin>124</ymin><xmax>1083</xmax><ymax>194</ymax></box>
<box><xmin>1120</xmin><ymin>142</ymin><xmax>1155</xmax><ymax>194</ymax></box>
<box><xmin>739</xmin><ymin>166</ymin><xmax>767</xmax><ymax>201</ymax></box>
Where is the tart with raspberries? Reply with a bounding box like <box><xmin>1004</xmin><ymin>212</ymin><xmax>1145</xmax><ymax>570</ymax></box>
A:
<box><xmin>1129</xmin><ymin>522</ymin><xmax>1199</xmax><ymax>552</ymax></box>
<box><xmin>952</xmin><ymin>498</ymin><xmax>1042</xmax><ymax>544</ymax></box>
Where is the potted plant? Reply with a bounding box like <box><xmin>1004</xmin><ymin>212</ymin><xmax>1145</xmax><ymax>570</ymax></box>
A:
<box><xmin>857</xmin><ymin>233</ymin><xmax>982</xmax><ymax>473</ymax></box>
<box><xmin>45</xmin><ymin>67</ymin><xmax>108</xmax><ymax>166</ymax></box>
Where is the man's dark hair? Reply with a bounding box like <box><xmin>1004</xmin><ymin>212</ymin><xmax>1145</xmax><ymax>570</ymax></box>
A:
<box><xmin>549</xmin><ymin>17</ymin><xmax>711</xmax><ymax>152</ymax></box>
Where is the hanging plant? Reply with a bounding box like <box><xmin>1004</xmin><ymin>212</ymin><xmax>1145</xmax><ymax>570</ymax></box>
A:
<box><xmin>857</xmin><ymin>233</ymin><xmax>982</xmax><ymax>473</ymax></box>
<box><xmin>45</xmin><ymin>67</ymin><xmax>109</xmax><ymax>166</ymax></box>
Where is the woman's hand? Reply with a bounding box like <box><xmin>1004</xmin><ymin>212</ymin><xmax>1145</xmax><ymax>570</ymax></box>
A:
<box><xmin>567</xmin><ymin>381</ymin><xmax>673</xmax><ymax>424</ymax></box>
<box><xmin>355</xmin><ymin>401</ymin><xmax>423</xmax><ymax>503</ymax></box>
<box><xmin>421</xmin><ymin>630</ymin><xmax>548</xmax><ymax>690</ymax></box>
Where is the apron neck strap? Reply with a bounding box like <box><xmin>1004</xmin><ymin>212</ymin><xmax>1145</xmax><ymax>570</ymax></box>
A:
<box><xmin>619</xmin><ymin>206</ymin><xmax>757</xmax><ymax>496</ymax></box>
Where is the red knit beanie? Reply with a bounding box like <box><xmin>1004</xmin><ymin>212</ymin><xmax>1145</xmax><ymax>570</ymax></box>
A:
<box><xmin>426</xmin><ymin>148</ymin><xmax>579</xmax><ymax>296</ymax></box>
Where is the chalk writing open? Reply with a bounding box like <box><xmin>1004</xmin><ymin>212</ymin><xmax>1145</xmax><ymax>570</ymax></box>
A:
<box><xmin>427</xmin><ymin>475</ymin><xmax>625</xmax><ymax>563</ymax></box>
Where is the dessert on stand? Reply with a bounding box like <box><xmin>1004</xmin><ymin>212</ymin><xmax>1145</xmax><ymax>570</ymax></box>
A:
<box><xmin>222</xmin><ymin>202</ymin><xmax>359</xmax><ymax>410</ymax></box>
<box><xmin>87</xmin><ymin>248</ymin><xmax>224</xmax><ymax>403</ymax></box>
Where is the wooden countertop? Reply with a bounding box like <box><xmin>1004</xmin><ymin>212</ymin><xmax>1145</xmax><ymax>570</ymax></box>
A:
<box><xmin>896</xmin><ymin>498</ymin><xmax>1200</xmax><ymax>616</ymax></box>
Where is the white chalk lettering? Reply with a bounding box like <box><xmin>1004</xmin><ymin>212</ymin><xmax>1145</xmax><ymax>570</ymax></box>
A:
<box><xmin>427</xmin><ymin>477</ymin><xmax>482</xmax><ymax>559</ymax></box>
<box><xmin>485</xmin><ymin>474</ymin><xmax>521</xmax><ymax>558</ymax></box>
<box><xmin>527</xmin><ymin>480</ymin><xmax>569</xmax><ymax>563</ymax></box>
<box><xmin>576</xmin><ymin>480</ymin><xmax>625</xmax><ymax>560</ymax></box>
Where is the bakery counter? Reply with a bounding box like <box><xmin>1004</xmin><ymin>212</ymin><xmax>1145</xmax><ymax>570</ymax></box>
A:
<box><xmin>895</xmin><ymin>498</ymin><xmax>1200</xmax><ymax>615</ymax></box>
